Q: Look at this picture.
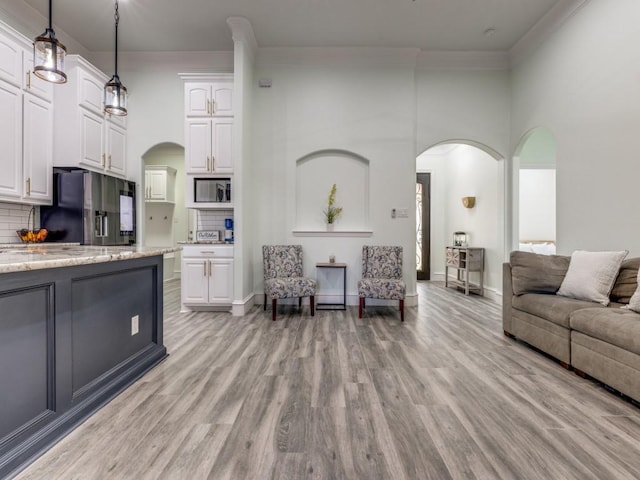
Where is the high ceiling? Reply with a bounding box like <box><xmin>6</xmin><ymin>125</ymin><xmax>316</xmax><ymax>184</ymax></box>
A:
<box><xmin>21</xmin><ymin>0</ymin><xmax>570</xmax><ymax>53</ymax></box>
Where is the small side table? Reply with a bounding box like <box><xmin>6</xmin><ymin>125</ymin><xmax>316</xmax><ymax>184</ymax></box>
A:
<box><xmin>315</xmin><ymin>262</ymin><xmax>347</xmax><ymax>310</ymax></box>
<box><xmin>445</xmin><ymin>247</ymin><xmax>484</xmax><ymax>296</ymax></box>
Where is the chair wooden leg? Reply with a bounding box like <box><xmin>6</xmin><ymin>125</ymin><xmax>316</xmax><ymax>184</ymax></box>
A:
<box><xmin>399</xmin><ymin>299</ymin><xmax>404</xmax><ymax>322</ymax></box>
<box><xmin>310</xmin><ymin>295</ymin><xmax>315</xmax><ymax>316</ymax></box>
<box><xmin>264</xmin><ymin>294</ymin><xmax>267</xmax><ymax>311</ymax></box>
<box><xmin>299</xmin><ymin>297</ymin><xmax>302</xmax><ymax>308</ymax></box>
<box><xmin>272</xmin><ymin>299</ymin><xmax>277</xmax><ymax>321</ymax></box>
<box><xmin>359</xmin><ymin>297</ymin><xmax>364</xmax><ymax>318</ymax></box>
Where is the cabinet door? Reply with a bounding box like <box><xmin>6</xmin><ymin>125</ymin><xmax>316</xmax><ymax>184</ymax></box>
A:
<box><xmin>0</xmin><ymin>31</ymin><xmax>23</xmax><ymax>87</ymax></box>
<box><xmin>211</xmin><ymin>118</ymin><xmax>233</xmax><ymax>173</ymax></box>
<box><xmin>208</xmin><ymin>258</ymin><xmax>233</xmax><ymax>304</ymax></box>
<box><xmin>147</xmin><ymin>170</ymin><xmax>167</xmax><ymax>201</ymax></box>
<box><xmin>23</xmin><ymin>94</ymin><xmax>53</xmax><ymax>204</ymax></box>
<box><xmin>80</xmin><ymin>109</ymin><xmax>105</xmax><ymax>171</ymax></box>
<box><xmin>211</xmin><ymin>82</ymin><xmax>233</xmax><ymax>115</ymax></box>
<box><xmin>185</xmin><ymin>118</ymin><xmax>212</xmax><ymax>173</ymax></box>
<box><xmin>182</xmin><ymin>258</ymin><xmax>209</xmax><ymax>304</ymax></box>
<box><xmin>0</xmin><ymin>82</ymin><xmax>22</xmax><ymax>200</ymax></box>
<box><xmin>185</xmin><ymin>83</ymin><xmax>211</xmax><ymax>117</ymax></box>
<box><xmin>79</xmin><ymin>70</ymin><xmax>105</xmax><ymax>115</ymax></box>
<box><xmin>106</xmin><ymin>122</ymin><xmax>126</xmax><ymax>177</ymax></box>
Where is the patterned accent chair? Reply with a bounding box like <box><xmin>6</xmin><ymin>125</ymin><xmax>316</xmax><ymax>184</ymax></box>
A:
<box><xmin>358</xmin><ymin>245</ymin><xmax>406</xmax><ymax>321</ymax></box>
<box><xmin>263</xmin><ymin>245</ymin><xmax>317</xmax><ymax>321</ymax></box>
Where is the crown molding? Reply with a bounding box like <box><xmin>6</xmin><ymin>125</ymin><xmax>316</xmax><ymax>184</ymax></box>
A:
<box><xmin>509</xmin><ymin>0</ymin><xmax>590</xmax><ymax>66</ymax></box>
<box><xmin>416</xmin><ymin>51</ymin><xmax>510</xmax><ymax>71</ymax></box>
<box><xmin>257</xmin><ymin>47</ymin><xmax>420</xmax><ymax>68</ymax></box>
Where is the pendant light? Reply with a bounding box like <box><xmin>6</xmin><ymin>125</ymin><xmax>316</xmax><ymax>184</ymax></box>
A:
<box><xmin>104</xmin><ymin>0</ymin><xmax>127</xmax><ymax>116</ymax></box>
<box><xmin>33</xmin><ymin>0</ymin><xmax>67</xmax><ymax>83</ymax></box>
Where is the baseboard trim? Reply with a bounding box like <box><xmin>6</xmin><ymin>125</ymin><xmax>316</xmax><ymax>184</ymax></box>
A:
<box><xmin>232</xmin><ymin>293</ymin><xmax>255</xmax><ymax>316</ymax></box>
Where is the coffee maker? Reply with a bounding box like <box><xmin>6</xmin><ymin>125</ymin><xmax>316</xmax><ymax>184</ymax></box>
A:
<box><xmin>224</xmin><ymin>218</ymin><xmax>234</xmax><ymax>242</ymax></box>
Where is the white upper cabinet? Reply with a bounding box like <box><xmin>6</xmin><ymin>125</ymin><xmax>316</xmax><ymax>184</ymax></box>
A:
<box><xmin>0</xmin><ymin>81</ymin><xmax>22</xmax><ymax>201</ymax></box>
<box><xmin>54</xmin><ymin>55</ymin><xmax>127</xmax><ymax>178</ymax></box>
<box><xmin>185</xmin><ymin>78</ymin><xmax>233</xmax><ymax>117</ymax></box>
<box><xmin>145</xmin><ymin>166</ymin><xmax>177</xmax><ymax>203</ymax></box>
<box><xmin>0</xmin><ymin>29</ymin><xmax>22</xmax><ymax>87</ymax></box>
<box><xmin>185</xmin><ymin>117</ymin><xmax>233</xmax><ymax>174</ymax></box>
<box><xmin>23</xmin><ymin>94</ymin><xmax>53</xmax><ymax>204</ymax></box>
<box><xmin>0</xmin><ymin>22</ymin><xmax>53</xmax><ymax>205</ymax></box>
<box><xmin>106</xmin><ymin>122</ymin><xmax>126</xmax><ymax>177</ymax></box>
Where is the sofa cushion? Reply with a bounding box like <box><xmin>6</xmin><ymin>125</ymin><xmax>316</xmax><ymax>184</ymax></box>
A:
<box><xmin>557</xmin><ymin>250</ymin><xmax>628</xmax><ymax>306</ymax></box>
<box><xmin>610</xmin><ymin>257</ymin><xmax>640</xmax><ymax>304</ymax></box>
<box><xmin>570</xmin><ymin>307</ymin><xmax>640</xmax><ymax>356</ymax></box>
<box><xmin>512</xmin><ymin>293</ymin><xmax>600</xmax><ymax>328</ymax></box>
<box><xmin>510</xmin><ymin>251</ymin><xmax>570</xmax><ymax>296</ymax></box>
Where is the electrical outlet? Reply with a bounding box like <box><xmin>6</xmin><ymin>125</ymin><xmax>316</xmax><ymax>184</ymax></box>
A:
<box><xmin>131</xmin><ymin>315</ymin><xmax>139</xmax><ymax>335</ymax></box>
<box><xmin>397</xmin><ymin>208</ymin><xmax>409</xmax><ymax>218</ymax></box>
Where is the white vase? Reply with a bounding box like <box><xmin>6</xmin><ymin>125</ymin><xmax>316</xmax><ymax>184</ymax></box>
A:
<box><xmin>326</xmin><ymin>223</ymin><xmax>334</xmax><ymax>232</ymax></box>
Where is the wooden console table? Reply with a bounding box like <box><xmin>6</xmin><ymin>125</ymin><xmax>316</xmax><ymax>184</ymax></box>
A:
<box><xmin>445</xmin><ymin>247</ymin><xmax>484</xmax><ymax>296</ymax></box>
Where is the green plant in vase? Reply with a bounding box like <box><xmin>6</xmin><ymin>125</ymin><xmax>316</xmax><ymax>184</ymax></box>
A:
<box><xmin>324</xmin><ymin>183</ymin><xmax>343</xmax><ymax>229</ymax></box>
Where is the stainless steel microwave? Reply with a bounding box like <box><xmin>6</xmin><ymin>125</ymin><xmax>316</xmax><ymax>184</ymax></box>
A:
<box><xmin>193</xmin><ymin>178</ymin><xmax>231</xmax><ymax>204</ymax></box>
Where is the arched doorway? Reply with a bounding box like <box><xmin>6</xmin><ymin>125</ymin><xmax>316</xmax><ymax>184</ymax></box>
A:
<box><xmin>513</xmin><ymin>127</ymin><xmax>557</xmax><ymax>254</ymax></box>
<box><xmin>417</xmin><ymin>140</ymin><xmax>504</xmax><ymax>299</ymax></box>
<box><xmin>141</xmin><ymin>142</ymin><xmax>186</xmax><ymax>280</ymax></box>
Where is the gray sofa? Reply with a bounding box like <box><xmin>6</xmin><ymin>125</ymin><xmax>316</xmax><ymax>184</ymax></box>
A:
<box><xmin>503</xmin><ymin>251</ymin><xmax>640</xmax><ymax>402</ymax></box>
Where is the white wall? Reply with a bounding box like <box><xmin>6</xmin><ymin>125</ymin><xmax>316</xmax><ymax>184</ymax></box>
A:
<box><xmin>519</xmin><ymin>169</ymin><xmax>556</xmax><ymax>241</ymax></box>
<box><xmin>417</xmin><ymin>145</ymin><xmax>501</xmax><ymax>293</ymax></box>
<box><xmin>511</xmin><ymin>0</ymin><xmax>640</xmax><ymax>255</ymax></box>
<box><xmin>252</xmin><ymin>57</ymin><xmax>417</xmax><ymax>304</ymax></box>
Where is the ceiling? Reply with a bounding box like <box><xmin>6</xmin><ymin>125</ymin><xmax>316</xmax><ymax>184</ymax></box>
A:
<box><xmin>21</xmin><ymin>0</ymin><xmax>567</xmax><ymax>53</ymax></box>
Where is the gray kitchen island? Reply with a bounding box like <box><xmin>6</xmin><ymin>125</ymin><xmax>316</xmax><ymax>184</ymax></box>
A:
<box><xmin>0</xmin><ymin>244</ymin><xmax>175</xmax><ymax>479</ymax></box>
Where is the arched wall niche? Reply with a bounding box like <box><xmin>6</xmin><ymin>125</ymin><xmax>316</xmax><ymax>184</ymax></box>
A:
<box><xmin>295</xmin><ymin>149</ymin><xmax>370</xmax><ymax>231</ymax></box>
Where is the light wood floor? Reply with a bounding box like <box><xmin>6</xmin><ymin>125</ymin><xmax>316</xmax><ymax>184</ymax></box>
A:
<box><xmin>16</xmin><ymin>280</ymin><xmax>640</xmax><ymax>480</ymax></box>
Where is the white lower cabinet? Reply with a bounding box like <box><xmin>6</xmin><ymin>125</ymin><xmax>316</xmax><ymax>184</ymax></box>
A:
<box><xmin>181</xmin><ymin>245</ymin><xmax>233</xmax><ymax>310</ymax></box>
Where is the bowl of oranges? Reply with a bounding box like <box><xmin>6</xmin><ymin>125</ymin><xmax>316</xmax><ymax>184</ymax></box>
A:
<box><xmin>16</xmin><ymin>207</ymin><xmax>48</xmax><ymax>243</ymax></box>
<box><xmin>16</xmin><ymin>228</ymin><xmax>48</xmax><ymax>243</ymax></box>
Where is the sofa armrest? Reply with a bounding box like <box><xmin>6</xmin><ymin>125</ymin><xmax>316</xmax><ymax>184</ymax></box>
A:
<box><xmin>503</xmin><ymin>262</ymin><xmax>514</xmax><ymax>334</ymax></box>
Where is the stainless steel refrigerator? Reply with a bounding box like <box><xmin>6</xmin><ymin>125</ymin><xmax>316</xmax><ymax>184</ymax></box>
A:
<box><xmin>41</xmin><ymin>168</ymin><xmax>136</xmax><ymax>245</ymax></box>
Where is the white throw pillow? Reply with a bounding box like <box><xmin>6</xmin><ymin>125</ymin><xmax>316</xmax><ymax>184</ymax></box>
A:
<box><xmin>627</xmin><ymin>269</ymin><xmax>640</xmax><ymax>313</ymax></box>
<box><xmin>556</xmin><ymin>250</ymin><xmax>628</xmax><ymax>306</ymax></box>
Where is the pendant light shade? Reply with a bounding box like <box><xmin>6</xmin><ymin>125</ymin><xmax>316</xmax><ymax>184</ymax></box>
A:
<box><xmin>104</xmin><ymin>0</ymin><xmax>127</xmax><ymax>116</ymax></box>
<box><xmin>33</xmin><ymin>0</ymin><xmax>67</xmax><ymax>83</ymax></box>
<box><xmin>104</xmin><ymin>75</ymin><xmax>127</xmax><ymax>115</ymax></box>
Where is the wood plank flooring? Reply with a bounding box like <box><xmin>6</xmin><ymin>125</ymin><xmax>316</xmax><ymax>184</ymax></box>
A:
<box><xmin>15</xmin><ymin>280</ymin><xmax>640</xmax><ymax>479</ymax></box>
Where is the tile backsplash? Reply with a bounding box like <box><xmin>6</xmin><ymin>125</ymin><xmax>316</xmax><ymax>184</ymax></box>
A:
<box><xmin>192</xmin><ymin>209</ymin><xmax>234</xmax><ymax>240</ymax></box>
<box><xmin>0</xmin><ymin>203</ymin><xmax>36</xmax><ymax>244</ymax></box>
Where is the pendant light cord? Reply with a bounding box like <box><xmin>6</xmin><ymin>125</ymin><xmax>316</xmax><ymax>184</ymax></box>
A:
<box><xmin>48</xmin><ymin>0</ymin><xmax>53</xmax><ymax>30</ymax></box>
<box><xmin>114</xmin><ymin>0</ymin><xmax>119</xmax><ymax>77</ymax></box>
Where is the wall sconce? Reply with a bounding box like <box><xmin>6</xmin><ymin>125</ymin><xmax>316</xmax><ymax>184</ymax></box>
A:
<box><xmin>462</xmin><ymin>196</ymin><xmax>476</xmax><ymax>209</ymax></box>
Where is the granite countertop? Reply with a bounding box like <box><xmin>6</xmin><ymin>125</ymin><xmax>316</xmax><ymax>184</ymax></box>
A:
<box><xmin>0</xmin><ymin>245</ymin><xmax>180</xmax><ymax>274</ymax></box>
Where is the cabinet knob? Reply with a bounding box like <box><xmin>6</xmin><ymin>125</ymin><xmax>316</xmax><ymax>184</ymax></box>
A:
<box><xmin>108</xmin><ymin>155</ymin><xmax>112</xmax><ymax>169</ymax></box>
<box><xmin>101</xmin><ymin>154</ymin><xmax>106</xmax><ymax>167</ymax></box>
<box><xmin>26</xmin><ymin>177</ymin><xmax>31</xmax><ymax>196</ymax></box>
<box><xmin>211</xmin><ymin>99</ymin><xmax>216</xmax><ymax>114</ymax></box>
<box><xmin>26</xmin><ymin>70</ymin><xmax>31</xmax><ymax>89</ymax></box>
<box><xmin>211</xmin><ymin>155</ymin><xmax>215</xmax><ymax>171</ymax></box>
